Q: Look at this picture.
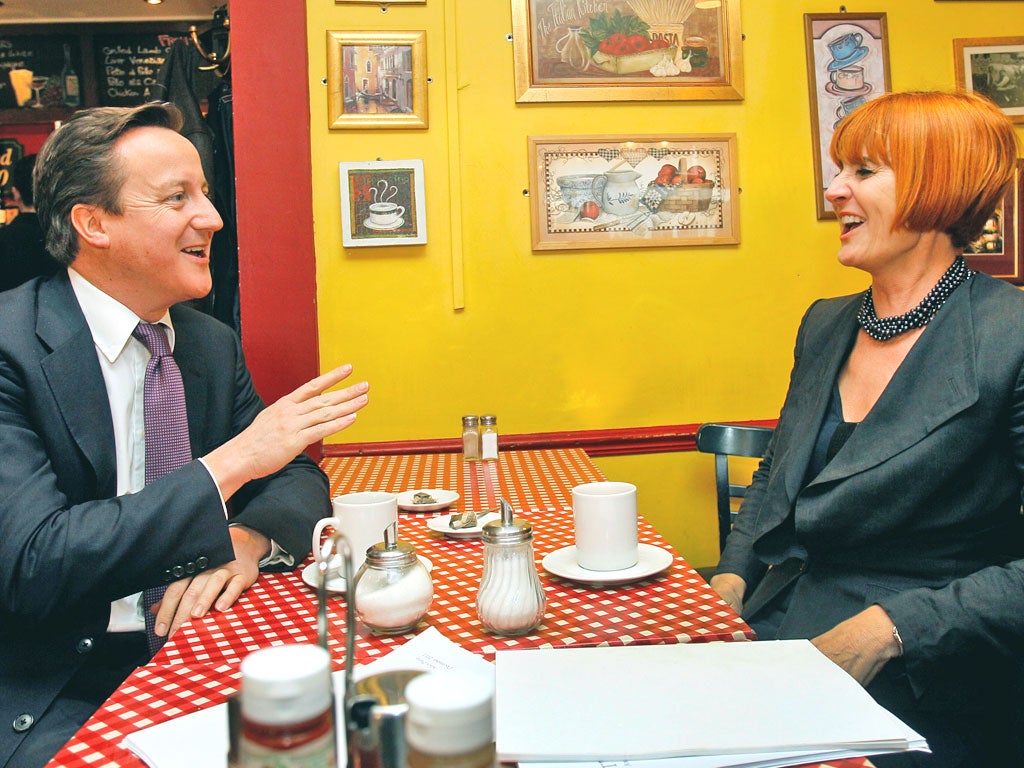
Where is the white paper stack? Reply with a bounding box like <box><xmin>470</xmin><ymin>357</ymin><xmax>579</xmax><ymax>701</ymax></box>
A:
<box><xmin>495</xmin><ymin>640</ymin><xmax>928</xmax><ymax>768</ymax></box>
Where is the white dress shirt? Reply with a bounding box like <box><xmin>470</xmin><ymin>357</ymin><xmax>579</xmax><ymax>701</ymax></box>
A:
<box><xmin>67</xmin><ymin>269</ymin><xmax>288</xmax><ymax>633</ymax></box>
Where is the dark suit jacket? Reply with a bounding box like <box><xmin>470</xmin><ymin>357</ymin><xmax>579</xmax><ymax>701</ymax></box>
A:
<box><xmin>0</xmin><ymin>272</ymin><xmax>330</xmax><ymax>765</ymax></box>
<box><xmin>719</xmin><ymin>271</ymin><xmax>1024</xmax><ymax>721</ymax></box>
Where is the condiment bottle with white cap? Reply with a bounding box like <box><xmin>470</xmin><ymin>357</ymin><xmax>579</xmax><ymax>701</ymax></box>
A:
<box><xmin>475</xmin><ymin>498</ymin><xmax>546</xmax><ymax>636</ymax></box>
<box><xmin>237</xmin><ymin>644</ymin><xmax>335</xmax><ymax>768</ymax></box>
<box><xmin>404</xmin><ymin>670</ymin><xmax>496</xmax><ymax>768</ymax></box>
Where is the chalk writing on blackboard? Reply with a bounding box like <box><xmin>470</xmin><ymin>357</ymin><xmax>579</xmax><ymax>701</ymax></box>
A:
<box><xmin>94</xmin><ymin>33</ymin><xmax>187</xmax><ymax>107</ymax></box>
<box><xmin>0</xmin><ymin>36</ymin><xmax>80</xmax><ymax>109</ymax></box>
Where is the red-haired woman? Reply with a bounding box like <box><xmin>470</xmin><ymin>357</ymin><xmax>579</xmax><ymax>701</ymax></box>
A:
<box><xmin>711</xmin><ymin>91</ymin><xmax>1023</xmax><ymax>766</ymax></box>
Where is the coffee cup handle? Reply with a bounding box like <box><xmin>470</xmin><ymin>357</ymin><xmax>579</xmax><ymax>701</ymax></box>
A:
<box><xmin>853</xmin><ymin>33</ymin><xmax>862</xmax><ymax>48</ymax></box>
<box><xmin>396</xmin><ymin>206</ymin><xmax>405</xmax><ymax>218</ymax></box>
<box><xmin>829</xmin><ymin>70</ymin><xmax>839</xmax><ymax>86</ymax></box>
<box><xmin>312</xmin><ymin>517</ymin><xmax>341</xmax><ymax>562</ymax></box>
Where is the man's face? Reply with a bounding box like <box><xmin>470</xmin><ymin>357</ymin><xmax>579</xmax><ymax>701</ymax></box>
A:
<box><xmin>98</xmin><ymin>126</ymin><xmax>223</xmax><ymax>320</ymax></box>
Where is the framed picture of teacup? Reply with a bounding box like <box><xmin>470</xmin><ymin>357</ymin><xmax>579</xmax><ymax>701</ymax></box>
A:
<box><xmin>511</xmin><ymin>0</ymin><xmax>744</xmax><ymax>103</ymax></box>
<box><xmin>964</xmin><ymin>159</ymin><xmax>1023</xmax><ymax>286</ymax></box>
<box><xmin>326</xmin><ymin>30</ymin><xmax>428</xmax><ymax>130</ymax></box>
<box><xmin>339</xmin><ymin>159</ymin><xmax>427</xmax><ymax>247</ymax></box>
<box><xmin>528</xmin><ymin>134</ymin><xmax>739</xmax><ymax>251</ymax></box>
<box><xmin>804</xmin><ymin>13</ymin><xmax>891</xmax><ymax>220</ymax></box>
<box><xmin>953</xmin><ymin>36</ymin><xmax>1024</xmax><ymax>125</ymax></box>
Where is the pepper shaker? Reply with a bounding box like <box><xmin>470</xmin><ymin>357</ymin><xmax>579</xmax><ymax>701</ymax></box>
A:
<box><xmin>475</xmin><ymin>498</ymin><xmax>546</xmax><ymax>636</ymax></box>
<box><xmin>461</xmin><ymin>415</ymin><xmax>481</xmax><ymax>462</ymax></box>
<box><xmin>354</xmin><ymin>522</ymin><xmax>433</xmax><ymax>635</ymax></box>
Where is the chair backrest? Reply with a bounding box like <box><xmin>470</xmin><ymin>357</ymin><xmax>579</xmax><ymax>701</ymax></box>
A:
<box><xmin>695</xmin><ymin>423</ymin><xmax>774</xmax><ymax>552</ymax></box>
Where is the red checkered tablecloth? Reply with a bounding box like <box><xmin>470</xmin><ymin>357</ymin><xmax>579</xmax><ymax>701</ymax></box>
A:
<box><xmin>47</xmin><ymin>449</ymin><xmax>872</xmax><ymax>768</ymax></box>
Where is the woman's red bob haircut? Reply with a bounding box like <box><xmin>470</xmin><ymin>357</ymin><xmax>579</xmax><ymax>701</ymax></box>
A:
<box><xmin>830</xmin><ymin>91</ymin><xmax>1019</xmax><ymax>249</ymax></box>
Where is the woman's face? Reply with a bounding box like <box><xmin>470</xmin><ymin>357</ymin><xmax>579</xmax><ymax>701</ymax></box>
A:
<box><xmin>824</xmin><ymin>158</ymin><xmax>924</xmax><ymax>276</ymax></box>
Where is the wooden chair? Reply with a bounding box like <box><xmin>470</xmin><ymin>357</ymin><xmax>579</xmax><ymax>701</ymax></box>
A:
<box><xmin>696</xmin><ymin>423</ymin><xmax>775</xmax><ymax>554</ymax></box>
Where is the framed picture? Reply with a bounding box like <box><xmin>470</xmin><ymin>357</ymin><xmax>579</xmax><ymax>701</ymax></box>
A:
<box><xmin>510</xmin><ymin>0</ymin><xmax>744</xmax><ymax>103</ymax></box>
<box><xmin>804</xmin><ymin>13</ymin><xmax>891</xmax><ymax>220</ymax></box>
<box><xmin>339</xmin><ymin>159</ymin><xmax>427</xmax><ymax>247</ymax></box>
<box><xmin>528</xmin><ymin>134</ymin><xmax>739</xmax><ymax>251</ymax></box>
<box><xmin>964</xmin><ymin>159</ymin><xmax>1022</xmax><ymax>285</ymax></box>
<box><xmin>953</xmin><ymin>36</ymin><xmax>1024</xmax><ymax>124</ymax></box>
<box><xmin>326</xmin><ymin>31</ymin><xmax>428</xmax><ymax>130</ymax></box>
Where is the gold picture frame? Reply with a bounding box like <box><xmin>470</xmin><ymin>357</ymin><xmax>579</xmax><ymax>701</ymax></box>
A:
<box><xmin>529</xmin><ymin>134</ymin><xmax>740</xmax><ymax>251</ymax></box>
<box><xmin>953</xmin><ymin>36</ymin><xmax>1024</xmax><ymax>125</ymax></box>
<box><xmin>511</xmin><ymin>0</ymin><xmax>744</xmax><ymax>103</ymax></box>
<box><xmin>804</xmin><ymin>13</ymin><xmax>891</xmax><ymax>220</ymax></box>
<box><xmin>326</xmin><ymin>30</ymin><xmax>428</xmax><ymax>130</ymax></box>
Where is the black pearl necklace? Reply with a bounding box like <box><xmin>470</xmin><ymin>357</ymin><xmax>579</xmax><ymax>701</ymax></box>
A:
<box><xmin>856</xmin><ymin>255</ymin><xmax>973</xmax><ymax>342</ymax></box>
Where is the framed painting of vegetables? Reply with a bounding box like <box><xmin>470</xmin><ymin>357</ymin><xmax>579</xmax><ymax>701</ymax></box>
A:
<box><xmin>511</xmin><ymin>0</ymin><xmax>744</xmax><ymax>102</ymax></box>
<box><xmin>528</xmin><ymin>134</ymin><xmax>739</xmax><ymax>251</ymax></box>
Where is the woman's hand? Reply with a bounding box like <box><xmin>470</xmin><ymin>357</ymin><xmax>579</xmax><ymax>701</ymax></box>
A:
<box><xmin>811</xmin><ymin>604</ymin><xmax>903</xmax><ymax>687</ymax></box>
<box><xmin>709</xmin><ymin>572</ymin><xmax>747</xmax><ymax>614</ymax></box>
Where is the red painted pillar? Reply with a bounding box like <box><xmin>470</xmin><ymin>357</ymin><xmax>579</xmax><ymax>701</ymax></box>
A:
<box><xmin>230</xmin><ymin>0</ymin><xmax>321</xmax><ymax>456</ymax></box>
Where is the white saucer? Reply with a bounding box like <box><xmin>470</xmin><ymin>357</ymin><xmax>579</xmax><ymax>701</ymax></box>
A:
<box><xmin>426</xmin><ymin>511</ymin><xmax>500</xmax><ymax>539</ymax></box>
<box><xmin>301</xmin><ymin>555</ymin><xmax>433</xmax><ymax>593</ymax></box>
<box><xmin>363</xmin><ymin>216</ymin><xmax>404</xmax><ymax>231</ymax></box>
<box><xmin>397</xmin><ymin>489</ymin><xmax>460</xmax><ymax>512</ymax></box>
<box><xmin>825</xmin><ymin>81</ymin><xmax>872</xmax><ymax>98</ymax></box>
<box><xmin>542</xmin><ymin>543</ymin><xmax>673</xmax><ymax>587</ymax></box>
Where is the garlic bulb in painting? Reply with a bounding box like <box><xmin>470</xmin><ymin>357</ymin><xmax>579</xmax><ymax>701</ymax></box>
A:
<box><xmin>649</xmin><ymin>55</ymin><xmax>680</xmax><ymax>77</ymax></box>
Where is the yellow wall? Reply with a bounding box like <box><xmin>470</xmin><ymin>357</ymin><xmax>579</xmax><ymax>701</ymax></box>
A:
<box><xmin>306</xmin><ymin>1</ymin><xmax>1021</xmax><ymax>569</ymax></box>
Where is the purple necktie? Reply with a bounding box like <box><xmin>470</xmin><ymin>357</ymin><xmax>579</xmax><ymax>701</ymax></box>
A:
<box><xmin>133</xmin><ymin>322</ymin><xmax>192</xmax><ymax>657</ymax></box>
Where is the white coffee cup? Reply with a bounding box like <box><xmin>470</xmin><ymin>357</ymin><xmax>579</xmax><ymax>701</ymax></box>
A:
<box><xmin>571</xmin><ymin>481</ymin><xmax>638</xmax><ymax>571</ymax></box>
<box><xmin>367</xmin><ymin>201</ymin><xmax>405</xmax><ymax>227</ymax></box>
<box><xmin>313</xmin><ymin>491</ymin><xmax>399</xmax><ymax>573</ymax></box>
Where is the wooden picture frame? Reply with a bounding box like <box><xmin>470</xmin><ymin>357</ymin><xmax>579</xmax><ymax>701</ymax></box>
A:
<box><xmin>953</xmin><ymin>36</ymin><xmax>1024</xmax><ymax>124</ymax></box>
<box><xmin>529</xmin><ymin>134</ymin><xmax>739</xmax><ymax>251</ymax></box>
<box><xmin>339</xmin><ymin>159</ymin><xmax>428</xmax><ymax>247</ymax></box>
<box><xmin>804</xmin><ymin>13</ymin><xmax>891</xmax><ymax>220</ymax></box>
<box><xmin>511</xmin><ymin>0</ymin><xmax>744</xmax><ymax>103</ymax></box>
<box><xmin>964</xmin><ymin>159</ymin><xmax>1023</xmax><ymax>285</ymax></box>
<box><xmin>326</xmin><ymin>30</ymin><xmax>428</xmax><ymax>130</ymax></box>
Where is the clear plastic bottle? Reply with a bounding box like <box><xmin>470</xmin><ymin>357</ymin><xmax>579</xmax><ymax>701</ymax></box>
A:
<box><xmin>237</xmin><ymin>644</ymin><xmax>335</xmax><ymax>768</ymax></box>
<box><xmin>480</xmin><ymin>415</ymin><xmax>498</xmax><ymax>461</ymax></box>
<box><xmin>462</xmin><ymin>415</ymin><xmax>481</xmax><ymax>462</ymax></box>
<box><xmin>405</xmin><ymin>670</ymin><xmax>496</xmax><ymax>768</ymax></box>
<box><xmin>476</xmin><ymin>500</ymin><xmax>545</xmax><ymax>636</ymax></box>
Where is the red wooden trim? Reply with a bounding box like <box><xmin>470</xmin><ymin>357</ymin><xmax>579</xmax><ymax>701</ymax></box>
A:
<box><xmin>322</xmin><ymin>419</ymin><xmax>778</xmax><ymax>458</ymax></box>
<box><xmin>232</xmin><ymin>0</ymin><xmax>322</xmax><ymax>459</ymax></box>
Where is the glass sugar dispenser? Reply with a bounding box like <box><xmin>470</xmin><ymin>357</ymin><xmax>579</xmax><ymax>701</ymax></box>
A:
<box><xmin>353</xmin><ymin>522</ymin><xmax>433</xmax><ymax>635</ymax></box>
<box><xmin>476</xmin><ymin>498</ymin><xmax>546</xmax><ymax>636</ymax></box>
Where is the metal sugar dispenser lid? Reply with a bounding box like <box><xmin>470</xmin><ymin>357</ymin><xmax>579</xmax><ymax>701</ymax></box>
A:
<box><xmin>365</xmin><ymin>521</ymin><xmax>418</xmax><ymax>567</ymax></box>
<box><xmin>481</xmin><ymin>497</ymin><xmax>532</xmax><ymax>544</ymax></box>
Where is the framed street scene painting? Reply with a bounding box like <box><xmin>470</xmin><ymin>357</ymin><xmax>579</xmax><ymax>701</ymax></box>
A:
<box><xmin>964</xmin><ymin>159</ymin><xmax>1022</xmax><ymax>285</ymax></box>
<box><xmin>529</xmin><ymin>134</ymin><xmax>739</xmax><ymax>251</ymax></box>
<box><xmin>339</xmin><ymin>160</ymin><xmax>427</xmax><ymax>247</ymax></box>
<box><xmin>511</xmin><ymin>0</ymin><xmax>744</xmax><ymax>102</ymax></box>
<box><xmin>326</xmin><ymin>30</ymin><xmax>428</xmax><ymax>129</ymax></box>
<box><xmin>954</xmin><ymin>36</ymin><xmax>1024</xmax><ymax>124</ymax></box>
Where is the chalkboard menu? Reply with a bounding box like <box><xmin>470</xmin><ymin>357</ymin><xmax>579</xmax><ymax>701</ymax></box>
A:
<box><xmin>0</xmin><ymin>35</ymin><xmax>82</xmax><ymax>110</ymax></box>
<box><xmin>93</xmin><ymin>32</ymin><xmax>188</xmax><ymax>107</ymax></box>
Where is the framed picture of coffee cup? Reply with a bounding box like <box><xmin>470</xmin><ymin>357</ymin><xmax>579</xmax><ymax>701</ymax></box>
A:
<box><xmin>528</xmin><ymin>134</ymin><xmax>739</xmax><ymax>251</ymax></box>
<box><xmin>953</xmin><ymin>37</ymin><xmax>1024</xmax><ymax>124</ymax></box>
<box><xmin>964</xmin><ymin>159</ymin><xmax>1022</xmax><ymax>285</ymax></box>
<box><xmin>511</xmin><ymin>0</ymin><xmax>744</xmax><ymax>103</ymax></box>
<box><xmin>804</xmin><ymin>13</ymin><xmax>891</xmax><ymax>220</ymax></box>
<box><xmin>326</xmin><ymin>31</ymin><xmax>428</xmax><ymax>130</ymax></box>
<box><xmin>339</xmin><ymin>159</ymin><xmax>427</xmax><ymax>247</ymax></box>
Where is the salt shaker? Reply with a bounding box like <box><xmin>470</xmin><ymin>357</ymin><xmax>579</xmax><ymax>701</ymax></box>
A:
<box><xmin>354</xmin><ymin>522</ymin><xmax>433</xmax><ymax>635</ymax></box>
<box><xmin>462</xmin><ymin>415</ymin><xmax>481</xmax><ymax>462</ymax></box>
<box><xmin>480</xmin><ymin>415</ymin><xmax>498</xmax><ymax>461</ymax></box>
<box><xmin>476</xmin><ymin>498</ymin><xmax>545</xmax><ymax>636</ymax></box>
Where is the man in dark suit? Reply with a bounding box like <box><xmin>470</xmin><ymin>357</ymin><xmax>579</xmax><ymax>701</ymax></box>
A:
<box><xmin>0</xmin><ymin>154</ymin><xmax>60</xmax><ymax>291</ymax></box>
<box><xmin>0</xmin><ymin>104</ymin><xmax>370</xmax><ymax>768</ymax></box>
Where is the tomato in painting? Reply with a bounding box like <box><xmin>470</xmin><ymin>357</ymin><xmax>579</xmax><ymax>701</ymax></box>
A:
<box><xmin>580</xmin><ymin>201</ymin><xmax>600</xmax><ymax>220</ymax></box>
<box><xmin>628</xmin><ymin>34</ymin><xmax>648</xmax><ymax>52</ymax></box>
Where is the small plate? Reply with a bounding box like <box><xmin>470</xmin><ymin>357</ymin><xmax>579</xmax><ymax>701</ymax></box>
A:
<box><xmin>397</xmin><ymin>489</ymin><xmax>460</xmax><ymax>512</ymax></box>
<box><xmin>542</xmin><ymin>543</ymin><xmax>673</xmax><ymax>587</ymax></box>
<box><xmin>300</xmin><ymin>555</ymin><xmax>433</xmax><ymax>594</ymax></box>
<box><xmin>363</xmin><ymin>216</ymin><xmax>404</xmax><ymax>231</ymax></box>
<box><xmin>426</xmin><ymin>511</ymin><xmax>500</xmax><ymax>539</ymax></box>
